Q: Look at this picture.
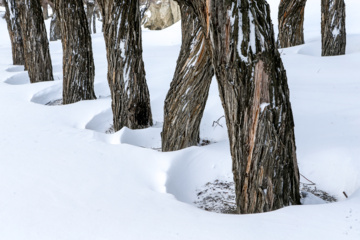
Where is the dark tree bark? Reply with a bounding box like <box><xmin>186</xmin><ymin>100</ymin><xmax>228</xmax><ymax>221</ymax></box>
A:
<box><xmin>97</xmin><ymin>0</ymin><xmax>152</xmax><ymax>131</ymax></box>
<box><xmin>41</xmin><ymin>0</ymin><xmax>49</xmax><ymax>19</ymax></box>
<box><xmin>85</xmin><ymin>0</ymin><xmax>95</xmax><ymax>34</ymax></box>
<box><xmin>4</xmin><ymin>0</ymin><xmax>25</xmax><ymax>65</ymax></box>
<box><xmin>50</xmin><ymin>11</ymin><xmax>61</xmax><ymax>41</ymax></box>
<box><xmin>57</xmin><ymin>0</ymin><xmax>96</xmax><ymax>104</ymax></box>
<box><xmin>321</xmin><ymin>0</ymin><xmax>346</xmax><ymax>56</ymax></box>
<box><xmin>278</xmin><ymin>0</ymin><xmax>307</xmax><ymax>48</ymax></box>
<box><xmin>19</xmin><ymin>0</ymin><xmax>53</xmax><ymax>82</ymax></box>
<box><xmin>162</xmin><ymin>4</ymin><xmax>213</xmax><ymax>152</ymax></box>
<box><xmin>175</xmin><ymin>0</ymin><xmax>300</xmax><ymax>214</ymax></box>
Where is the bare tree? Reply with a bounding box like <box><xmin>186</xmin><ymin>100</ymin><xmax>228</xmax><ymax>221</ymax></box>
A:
<box><xmin>19</xmin><ymin>0</ymin><xmax>53</xmax><ymax>83</ymax></box>
<box><xmin>278</xmin><ymin>0</ymin><xmax>307</xmax><ymax>48</ymax></box>
<box><xmin>162</xmin><ymin>4</ymin><xmax>213</xmax><ymax>152</ymax></box>
<box><xmin>97</xmin><ymin>0</ymin><xmax>152</xmax><ymax>131</ymax></box>
<box><xmin>57</xmin><ymin>0</ymin><xmax>96</xmax><ymax>104</ymax></box>
<box><xmin>171</xmin><ymin>0</ymin><xmax>300</xmax><ymax>214</ymax></box>
<box><xmin>3</xmin><ymin>0</ymin><xmax>25</xmax><ymax>65</ymax></box>
<box><xmin>321</xmin><ymin>0</ymin><xmax>346</xmax><ymax>56</ymax></box>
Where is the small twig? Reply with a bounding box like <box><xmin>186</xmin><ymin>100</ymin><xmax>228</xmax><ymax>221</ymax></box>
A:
<box><xmin>212</xmin><ymin>115</ymin><xmax>225</xmax><ymax>128</ymax></box>
<box><xmin>300</xmin><ymin>173</ymin><xmax>316</xmax><ymax>185</ymax></box>
<box><xmin>343</xmin><ymin>191</ymin><xmax>348</xmax><ymax>198</ymax></box>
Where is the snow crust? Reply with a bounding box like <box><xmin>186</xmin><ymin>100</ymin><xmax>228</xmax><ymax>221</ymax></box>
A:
<box><xmin>0</xmin><ymin>1</ymin><xmax>360</xmax><ymax>239</ymax></box>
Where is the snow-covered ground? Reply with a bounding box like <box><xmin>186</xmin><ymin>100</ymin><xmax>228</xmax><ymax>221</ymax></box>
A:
<box><xmin>0</xmin><ymin>0</ymin><xmax>360</xmax><ymax>239</ymax></box>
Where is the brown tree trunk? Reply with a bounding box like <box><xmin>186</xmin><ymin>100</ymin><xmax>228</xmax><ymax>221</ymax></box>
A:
<box><xmin>278</xmin><ymin>0</ymin><xmax>307</xmax><ymax>48</ymax></box>
<box><xmin>19</xmin><ymin>0</ymin><xmax>53</xmax><ymax>82</ymax></box>
<box><xmin>162</xmin><ymin>4</ymin><xmax>213</xmax><ymax>152</ymax></box>
<box><xmin>321</xmin><ymin>0</ymin><xmax>346</xmax><ymax>56</ymax></box>
<box><xmin>4</xmin><ymin>0</ymin><xmax>25</xmax><ymax>65</ymax></box>
<box><xmin>175</xmin><ymin>0</ymin><xmax>300</xmax><ymax>214</ymax></box>
<box><xmin>97</xmin><ymin>0</ymin><xmax>152</xmax><ymax>131</ymax></box>
<box><xmin>50</xmin><ymin>11</ymin><xmax>61</xmax><ymax>41</ymax></box>
<box><xmin>57</xmin><ymin>0</ymin><xmax>96</xmax><ymax>104</ymax></box>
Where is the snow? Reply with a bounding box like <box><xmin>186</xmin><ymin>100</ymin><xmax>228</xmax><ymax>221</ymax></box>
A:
<box><xmin>0</xmin><ymin>1</ymin><xmax>360</xmax><ymax>239</ymax></box>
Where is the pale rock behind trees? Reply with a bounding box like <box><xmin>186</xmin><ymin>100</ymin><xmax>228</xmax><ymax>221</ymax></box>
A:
<box><xmin>142</xmin><ymin>0</ymin><xmax>181</xmax><ymax>30</ymax></box>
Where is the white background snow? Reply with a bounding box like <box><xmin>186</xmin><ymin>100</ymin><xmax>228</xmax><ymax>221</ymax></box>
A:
<box><xmin>0</xmin><ymin>0</ymin><xmax>359</xmax><ymax>239</ymax></box>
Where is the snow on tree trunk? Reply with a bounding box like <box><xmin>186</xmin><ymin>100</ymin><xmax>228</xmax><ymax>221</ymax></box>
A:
<box><xmin>175</xmin><ymin>0</ymin><xmax>300</xmax><ymax>214</ymax></box>
<box><xmin>209</xmin><ymin>0</ymin><xmax>300</xmax><ymax>214</ymax></box>
<box><xmin>4</xmin><ymin>0</ymin><xmax>25</xmax><ymax>65</ymax></box>
<box><xmin>278</xmin><ymin>0</ymin><xmax>307</xmax><ymax>48</ymax></box>
<box><xmin>19</xmin><ymin>0</ymin><xmax>53</xmax><ymax>82</ymax></box>
<box><xmin>57</xmin><ymin>0</ymin><xmax>96</xmax><ymax>104</ymax></box>
<box><xmin>321</xmin><ymin>0</ymin><xmax>346</xmax><ymax>56</ymax></box>
<box><xmin>98</xmin><ymin>0</ymin><xmax>152</xmax><ymax>131</ymax></box>
<box><xmin>50</xmin><ymin>11</ymin><xmax>61</xmax><ymax>41</ymax></box>
<box><xmin>162</xmin><ymin>4</ymin><xmax>213</xmax><ymax>152</ymax></box>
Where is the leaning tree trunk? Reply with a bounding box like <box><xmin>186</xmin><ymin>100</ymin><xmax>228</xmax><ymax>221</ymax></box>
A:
<box><xmin>208</xmin><ymin>0</ymin><xmax>301</xmax><ymax>214</ymax></box>
<box><xmin>50</xmin><ymin>11</ymin><xmax>61</xmax><ymax>41</ymax></box>
<box><xmin>97</xmin><ymin>0</ymin><xmax>152</xmax><ymax>131</ymax></box>
<box><xmin>162</xmin><ymin>4</ymin><xmax>213</xmax><ymax>152</ymax></box>
<box><xmin>19</xmin><ymin>0</ymin><xmax>53</xmax><ymax>82</ymax></box>
<box><xmin>57</xmin><ymin>0</ymin><xmax>96</xmax><ymax>104</ymax></box>
<box><xmin>4</xmin><ymin>0</ymin><xmax>25</xmax><ymax>65</ymax></box>
<box><xmin>321</xmin><ymin>0</ymin><xmax>346</xmax><ymax>56</ymax></box>
<box><xmin>278</xmin><ymin>0</ymin><xmax>307</xmax><ymax>48</ymax></box>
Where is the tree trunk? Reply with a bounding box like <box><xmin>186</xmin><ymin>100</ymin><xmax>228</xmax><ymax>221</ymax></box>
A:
<box><xmin>85</xmin><ymin>0</ymin><xmax>95</xmax><ymax>34</ymax></box>
<box><xmin>19</xmin><ymin>0</ymin><xmax>53</xmax><ymax>83</ymax></box>
<box><xmin>41</xmin><ymin>0</ymin><xmax>49</xmax><ymax>19</ymax></box>
<box><xmin>162</xmin><ymin>4</ymin><xmax>213</xmax><ymax>152</ymax></box>
<box><xmin>50</xmin><ymin>11</ymin><xmax>61</xmax><ymax>41</ymax></box>
<box><xmin>57</xmin><ymin>0</ymin><xmax>96</xmax><ymax>104</ymax></box>
<box><xmin>321</xmin><ymin>0</ymin><xmax>346</xmax><ymax>56</ymax></box>
<box><xmin>4</xmin><ymin>0</ymin><xmax>25</xmax><ymax>65</ymax></box>
<box><xmin>176</xmin><ymin>0</ymin><xmax>301</xmax><ymax>214</ymax></box>
<box><xmin>97</xmin><ymin>0</ymin><xmax>152</xmax><ymax>131</ymax></box>
<box><xmin>278</xmin><ymin>0</ymin><xmax>307</xmax><ymax>48</ymax></box>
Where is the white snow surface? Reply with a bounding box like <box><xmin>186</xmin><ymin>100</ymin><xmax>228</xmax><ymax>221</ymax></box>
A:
<box><xmin>1</xmin><ymin>0</ymin><xmax>360</xmax><ymax>239</ymax></box>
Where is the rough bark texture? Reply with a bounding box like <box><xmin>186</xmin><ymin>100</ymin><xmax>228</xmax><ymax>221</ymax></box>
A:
<box><xmin>162</xmin><ymin>4</ymin><xmax>213</xmax><ymax>152</ymax></box>
<box><xmin>321</xmin><ymin>0</ymin><xmax>346</xmax><ymax>56</ymax></box>
<box><xmin>57</xmin><ymin>0</ymin><xmax>96</xmax><ymax>104</ymax></box>
<box><xmin>278</xmin><ymin>0</ymin><xmax>307</xmax><ymax>48</ymax></box>
<box><xmin>19</xmin><ymin>0</ymin><xmax>53</xmax><ymax>82</ymax></box>
<box><xmin>85</xmin><ymin>0</ymin><xmax>95</xmax><ymax>34</ymax></box>
<box><xmin>40</xmin><ymin>0</ymin><xmax>48</xmax><ymax>19</ymax></box>
<box><xmin>175</xmin><ymin>0</ymin><xmax>300</xmax><ymax>214</ymax></box>
<box><xmin>50</xmin><ymin>11</ymin><xmax>61</xmax><ymax>41</ymax></box>
<box><xmin>4</xmin><ymin>0</ymin><xmax>25</xmax><ymax>65</ymax></box>
<box><xmin>98</xmin><ymin>0</ymin><xmax>152</xmax><ymax>131</ymax></box>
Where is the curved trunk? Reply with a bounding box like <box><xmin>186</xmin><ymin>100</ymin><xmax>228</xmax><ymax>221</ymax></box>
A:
<box><xmin>162</xmin><ymin>4</ymin><xmax>213</xmax><ymax>152</ymax></box>
<box><xmin>98</xmin><ymin>0</ymin><xmax>152</xmax><ymax>131</ymax></box>
<box><xmin>278</xmin><ymin>0</ymin><xmax>307</xmax><ymax>48</ymax></box>
<box><xmin>321</xmin><ymin>0</ymin><xmax>346</xmax><ymax>56</ymax></box>
<box><xmin>57</xmin><ymin>0</ymin><xmax>96</xmax><ymax>104</ymax></box>
<box><xmin>4</xmin><ymin>0</ymin><xmax>25</xmax><ymax>65</ymax></box>
<box><xmin>19</xmin><ymin>0</ymin><xmax>53</xmax><ymax>83</ymax></box>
